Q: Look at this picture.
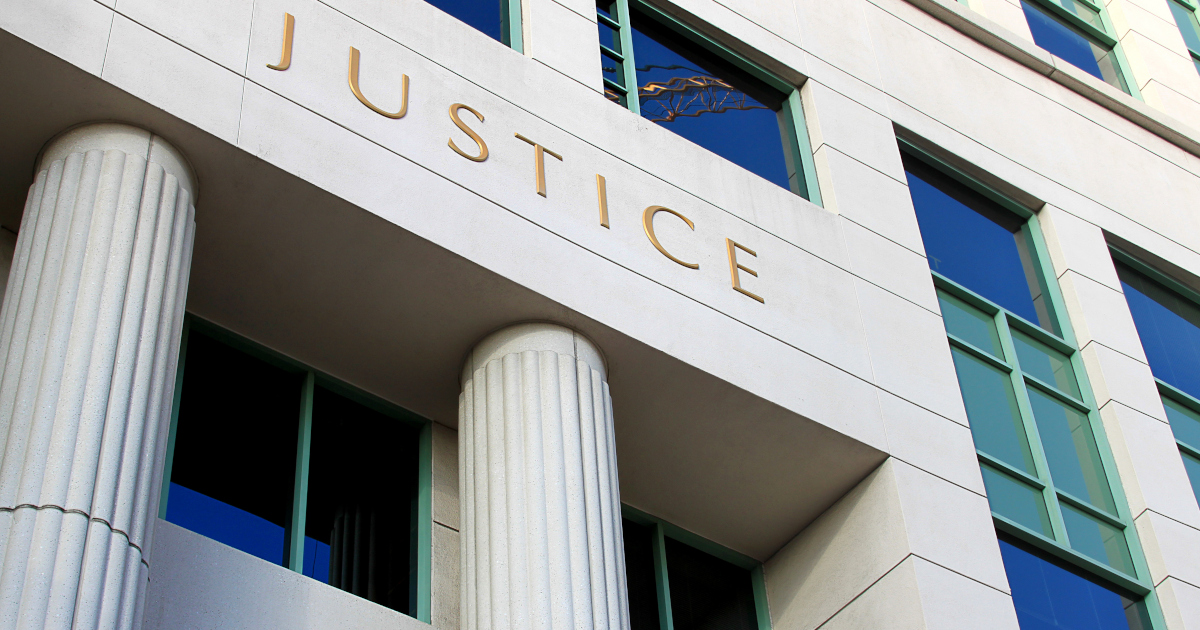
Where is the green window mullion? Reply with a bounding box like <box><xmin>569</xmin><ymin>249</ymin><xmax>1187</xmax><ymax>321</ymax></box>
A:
<box><xmin>1031</xmin><ymin>0</ymin><xmax>1117</xmax><ymax>46</ymax></box>
<box><xmin>1022</xmin><ymin>375</ymin><xmax>1090</xmax><ymax>412</ymax></box>
<box><xmin>285</xmin><ymin>370</ymin><xmax>316</xmax><ymax>573</ymax></box>
<box><xmin>949</xmin><ymin>335</ymin><xmax>1015</xmax><ymax>372</ymax></box>
<box><xmin>996</xmin><ymin>311</ymin><xmax>1073</xmax><ymax>546</ymax></box>
<box><xmin>651</xmin><ymin>523</ymin><xmax>675</xmax><ymax>630</ymax></box>
<box><xmin>979</xmin><ymin>451</ymin><xmax>1047</xmax><ymax>488</ymax></box>
<box><xmin>503</xmin><ymin>0</ymin><xmax>524</xmax><ymax>53</ymax></box>
<box><xmin>613</xmin><ymin>0</ymin><xmax>640</xmax><ymax>116</ymax></box>
<box><xmin>1055</xmin><ymin>489</ymin><xmax>1124</xmax><ymax>527</ymax></box>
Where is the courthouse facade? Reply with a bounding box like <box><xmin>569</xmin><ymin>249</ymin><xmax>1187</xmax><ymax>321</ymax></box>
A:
<box><xmin>5</xmin><ymin>0</ymin><xmax>1200</xmax><ymax>628</ymax></box>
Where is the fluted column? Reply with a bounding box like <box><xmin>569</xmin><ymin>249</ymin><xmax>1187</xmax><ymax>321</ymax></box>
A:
<box><xmin>0</xmin><ymin>123</ymin><xmax>196</xmax><ymax>630</ymax></box>
<box><xmin>459</xmin><ymin>323</ymin><xmax>629</xmax><ymax>630</ymax></box>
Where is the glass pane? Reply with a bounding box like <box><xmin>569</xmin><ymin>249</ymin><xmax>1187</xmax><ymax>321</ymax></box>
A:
<box><xmin>1193</xmin><ymin>54</ymin><xmax>1200</xmax><ymax>75</ymax></box>
<box><xmin>1022</xmin><ymin>0</ymin><xmax>1129</xmax><ymax>92</ymax></box>
<box><xmin>623</xmin><ymin>520</ymin><xmax>662</xmax><ymax>630</ymax></box>
<box><xmin>950</xmin><ymin>348</ymin><xmax>1038</xmax><ymax>473</ymax></box>
<box><xmin>1027</xmin><ymin>388</ymin><xmax>1115</xmax><ymax>512</ymax></box>
<box><xmin>426</xmin><ymin>0</ymin><xmax>507</xmax><ymax>44</ymax></box>
<box><xmin>1162</xmin><ymin>395</ymin><xmax>1200</xmax><ymax>452</ymax></box>
<box><xmin>664</xmin><ymin>538</ymin><xmax>758</xmax><ymax>630</ymax></box>
<box><xmin>1061</xmin><ymin>504</ymin><xmax>1136</xmax><ymax>575</ymax></box>
<box><xmin>597</xmin><ymin>0</ymin><xmax>616</xmax><ymax>20</ymax></box>
<box><xmin>165</xmin><ymin>329</ymin><xmax>302</xmax><ymax>565</ymax></box>
<box><xmin>1169</xmin><ymin>0</ymin><xmax>1200</xmax><ymax>54</ymax></box>
<box><xmin>629</xmin><ymin>10</ymin><xmax>792</xmax><ymax>189</ymax></box>
<box><xmin>1181</xmin><ymin>451</ymin><xmax>1200</xmax><ymax>505</ymax></box>
<box><xmin>1064</xmin><ymin>0</ymin><xmax>1105</xmax><ymax>30</ymax></box>
<box><xmin>599</xmin><ymin>19</ymin><xmax>622</xmax><ymax>54</ymax></box>
<box><xmin>602</xmin><ymin>51</ymin><xmax>627</xmax><ymax>89</ymax></box>
<box><xmin>1117</xmin><ymin>262</ymin><xmax>1200</xmax><ymax>401</ymax></box>
<box><xmin>305</xmin><ymin>387</ymin><xmax>420</xmax><ymax>615</ymax></box>
<box><xmin>1013</xmin><ymin>330</ymin><xmax>1080</xmax><ymax>397</ymax></box>
<box><xmin>904</xmin><ymin>154</ymin><xmax>1054</xmax><ymax>331</ymax></box>
<box><xmin>981</xmin><ymin>465</ymin><xmax>1054</xmax><ymax>536</ymax></box>
<box><xmin>1000</xmin><ymin>539</ymin><xmax>1150</xmax><ymax>630</ymax></box>
<box><xmin>939</xmin><ymin>291</ymin><xmax>1005</xmax><ymax>358</ymax></box>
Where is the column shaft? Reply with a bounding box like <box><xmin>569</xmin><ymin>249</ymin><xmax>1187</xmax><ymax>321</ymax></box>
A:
<box><xmin>0</xmin><ymin>124</ymin><xmax>195</xmax><ymax>630</ymax></box>
<box><xmin>460</xmin><ymin>324</ymin><xmax>629</xmax><ymax>630</ymax></box>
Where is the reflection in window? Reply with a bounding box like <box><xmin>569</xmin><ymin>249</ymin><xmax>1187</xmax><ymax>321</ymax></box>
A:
<box><xmin>1000</xmin><ymin>538</ymin><xmax>1151</xmax><ymax>630</ymax></box>
<box><xmin>904</xmin><ymin>154</ymin><xmax>1055</xmax><ymax>332</ymax></box>
<box><xmin>164</xmin><ymin>324</ymin><xmax>424</xmax><ymax>617</ymax></box>
<box><xmin>1021</xmin><ymin>0</ymin><xmax>1130</xmax><ymax>92</ymax></box>
<box><xmin>596</xmin><ymin>0</ymin><xmax>817</xmax><ymax>199</ymax></box>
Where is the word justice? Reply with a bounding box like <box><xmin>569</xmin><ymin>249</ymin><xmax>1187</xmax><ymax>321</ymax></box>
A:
<box><xmin>267</xmin><ymin>12</ymin><xmax>765</xmax><ymax>303</ymax></box>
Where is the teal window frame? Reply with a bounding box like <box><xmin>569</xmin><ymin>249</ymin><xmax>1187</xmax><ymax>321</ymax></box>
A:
<box><xmin>1110</xmin><ymin>247</ymin><xmax>1200</xmax><ymax>506</ymax></box>
<box><xmin>622</xmin><ymin>506</ymin><xmax>771</xmax><ymax>630</ymax></box>
<box><xmin>903</xmin><ymin>141</ymin><xmax>1166</xmax><ymax>627</ymax></box>
<box><xmin>503</xmin><ymin>0</ymin><xmax>524</xmax><ymax>53</ymax></box>
<box><xmin>159</xmin><ymin>316</ymin><xmax>434</xmax><ymax>623</ymax></box>
<box><xmin>596</xmin><ymin>0</ymin><xmax>822</xmax><ymax>204</ymax></box>
<box><xmin>1167</xmin><ymin>0</ymin><xmax>1200</xmax><ymax>74</ymax></box>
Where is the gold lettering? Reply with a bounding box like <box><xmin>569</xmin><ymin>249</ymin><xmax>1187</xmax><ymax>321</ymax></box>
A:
<box><xmin>448</xmin><ymin>104</ymin><xmax>489</xmax><ymax>162</ymax></box>
<box><xmin>642</xmin><ymin>206</ymin><xmax>699</xmax><ymax>269</ymax></box>
<box><xmin>267</xmin><ymin>13</ymin><xmax>295</xmax><ymax>71</ymax></box>
<box><xmin>348</xmin><ymin>46</ymin><xmax>409</xmax><ymax>119</ymax></box>
<box><xmin>596</xmin><ymin>175</ymin><xmax>610</xmax><ymax>229</ymax></box>
<box><xmin>726</xmin><ymin>238</ymin><xmax>764</xmax><ymax>303</ymax></box>
<box><xmin>514</xmin><ymin>133</ymin><xmax>563</xmax><ymax>198</ymax></box>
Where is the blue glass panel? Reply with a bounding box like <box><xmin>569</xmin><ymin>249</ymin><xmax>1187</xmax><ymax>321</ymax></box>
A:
<box><xmin>1117</xmin><ymin>262</ymin><xmax>1200</xmax><ymax>401</ymax></box>
<box><xmin>166</xmin><ymin>483</ymin><xmax>285</xmax><ymax>565</ymax></box>
<box><xmin>629</xmin><ymin>11</ymin><xmax>791</xmax><ymax>189</ymax></box>
<box><xmin>303</xmin><ymin>537</ymin><xmax>332</xmax><ymax>582</ymax></box>
<box><xmin>905</xmin><ymin>155</ymin><xmax>1050</xmax><ymax>329</ymax></box>
<box><xmin>1022</xmin><ymin>0</ymin><xmax>1128</xmax><ymax>92</ymax></box>
<box><xmin>425</xmin><ymin>0</ymin><xmax>506</xmax><ymax>43</ymax></box>
<box><xmin>1000</xmin><ymin>539</ymin><xmax>1149</xmax><ymax>630</ymax></box>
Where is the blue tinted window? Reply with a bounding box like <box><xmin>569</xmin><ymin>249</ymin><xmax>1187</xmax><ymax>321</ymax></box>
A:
<box><xmin>1117</xmin><ymin>262</ymin><xmax>1200</xmax><ymax>400</ymax></box>
<box><xmin>629</xmin><ymin>11</ymin><xmax>791</xmax><ymax>189</ymax></box>
<box><xmin>165</xmin><ymin>329</ymin><xmax>301</xmax><ymax>565</ymax></box>
<box><xmin>1000</xmin><ymin>539</ymin><xmax>1150</xmax><ymax>630</ymax></box>
<box><xmin>425</xmin><ymin>0</ymin><xmax>508</xmax><ymax>44</ymax></box>
<box><xmin>904</xmin><ymin>155</ymin><xmax>1054</xmax><ymax>331</ymax></box>
<box><xmin>1021</xmin><ymin>1</ymin><xmax>1129</xmax><ymax>92</ymax></box>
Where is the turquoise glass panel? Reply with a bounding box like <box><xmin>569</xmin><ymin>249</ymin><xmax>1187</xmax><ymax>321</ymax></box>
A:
<box><xmin>1182</xmin><ymin>451</ymin><xmax>1200</xmax><ymax>504</ymax></box>
<box><xmin>1163</xmin><ymin>395</ymin><xmax>1200</xmax><ymax>452</ymax></box>
<box><xmin>981</xmin><ymin>465</ymin><xmax>1054</xmax><ymax>536</ymax></box>
<box><xmin>1064</xmin><ymin>0</ymin><xmax>1105</xmax><ymax>30</ymax></box>
<box><xmin>951</xmin><ymin>347</ymin><xmax>1037</xmax><ymax>473</ymax></box>
<box><xmin>1027</xmin><ymin>388</ymin><xmax>1115</xmax><ymax>512</ymax></box>
<box><xmin>1062</xmin><ymin>504</ymin><xmax>1135</xmax><ymax>575</ymax></box>
<box><xmin>939</xmin><ymin>291</ymin><xmax>1004</xmax><ymax>358</ymax></box>
<box><xmin>1169</xmin><ymin>0</ymin><xmax>1200</xmax><ymax>54</ymax></box>
<box><xmin>1013</xmin><ymin>330</ymin><xmax>1080</xmax><ymax>397</ymax></box>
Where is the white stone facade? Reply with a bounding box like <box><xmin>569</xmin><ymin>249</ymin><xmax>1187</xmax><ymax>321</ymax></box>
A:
<box><xmin>0</xmin><ymin>0</ymin><xmax>1197</xmax><ymax>627</ymax></box>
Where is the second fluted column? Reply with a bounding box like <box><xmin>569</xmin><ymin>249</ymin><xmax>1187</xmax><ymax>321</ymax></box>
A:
<box><xmin>459</xmin><ymin>323</ymin><xmax>629</xmax><ymax>630</ymax></box>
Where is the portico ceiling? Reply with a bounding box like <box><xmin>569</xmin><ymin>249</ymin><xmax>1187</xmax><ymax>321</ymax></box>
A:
<box><xmin>0</xmin><ymin>30</ymin><xmax>885</xmax><ymax>561</ymax></box>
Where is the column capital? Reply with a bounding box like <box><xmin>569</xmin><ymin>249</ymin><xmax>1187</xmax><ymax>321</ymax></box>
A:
<box><xmin>38</xmin><ymin>122</ymin><xmax>197</xmax><ymax>200</ymax></box>
<box><xmin>463</xmin><ymin>322</ymin><xmax>607</xmax><ymax>384</ymax></box>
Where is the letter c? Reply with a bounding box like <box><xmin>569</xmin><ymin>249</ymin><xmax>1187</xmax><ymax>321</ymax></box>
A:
<box><xmin>642</xmin><ymin>206</ymin><xmax>699</xmax><ymax>269</ymax></box>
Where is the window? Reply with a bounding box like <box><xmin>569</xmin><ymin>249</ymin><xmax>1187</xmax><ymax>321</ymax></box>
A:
<box><xmin>1113</xmin><ymin>255</ymin><xmax>1200</xmax><ymax>504</ymax></box>
<box><xmin>425</xmin><ymin>0</ymin><xmax>522</xmax><ymax>50</ymax></box>
<box><xmin>596</xmin><ymin>0</ymin><xmax>821</xmax><ymax>202</ymax></box>
<box><xmin>903</xmin><ymin>147</ymin><xmax>1160</xmax><ymax>630</ymax></box>
<box><xmin>160</xmin><ymin>319</ymin><xmax>432</xmax><ymax>620</ymax></box>
<box><xmin>622</xmin><ymin>508</ymin><xmax>769</xmax><ymax>630</ymax></box>
<box><xmin>1020</xmin><ymin>0</ymin><xmax>1133</xmax><ymax>93</ymax></box>
<box><xmin>1167</xmin><ymin>0</ymin><xmax>1200</xmax><ymax>76</ymax></box>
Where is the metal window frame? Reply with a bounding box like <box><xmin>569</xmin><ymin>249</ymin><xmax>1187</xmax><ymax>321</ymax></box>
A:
<box><xmin>503</xmin><ymin>0</ymin><xmax>524</xmax><ymax>53</ymax></box>
<box><xmin>903</xmin><ymin>145</ymin><xmax>1167</xmax><ymax>627</ymax></box>
<box><xmin>159</xmin><ymin>315</ymin><xmax>435</xmax><ymax>623</ymax></box>
<box><xmin>622</xmin><ymin>505</ymin><xmax>771</xmax><ymax>630</ymax></box>
<box><xmin>595</xmin><ymin>0</ymin><xmax>822</xmax><ymax>204</ymax></box>
<box><xmin>1167</xmin><ymin>0</ymin><xmax>1200</xmax><ymax>76</ymax></box>
<box><xmin>1019</xmin><ymin>0</ymin><xmax>1143</xmax><ymax>97</ymax></box>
